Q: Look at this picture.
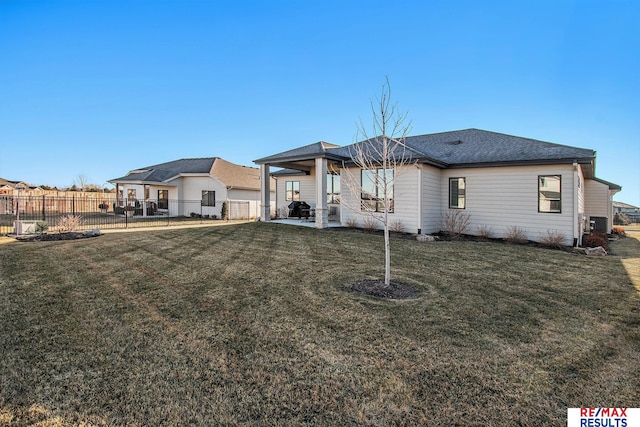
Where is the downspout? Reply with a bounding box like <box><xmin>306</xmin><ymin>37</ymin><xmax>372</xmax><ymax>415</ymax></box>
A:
<box><xmin>417</xmin><ymin>164</ymin><xmax>423</xmax><ymax>234</ymax></box>
<box><xmin>573</xmin><ymin>162</ymin><xmax>579</xmax><ymax>247</ymax></box>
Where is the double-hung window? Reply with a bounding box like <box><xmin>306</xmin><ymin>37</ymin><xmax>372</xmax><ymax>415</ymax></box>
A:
<box><xmin>538</xmin><ymin>175</ymin><xmax>561</xmax><ymax>213</ymax></box>
<box><xmin>449</xmin><ymin>177</ymin><xmax>466</xmax><ymax>209</ymax></box>
<box><xmin>327</xmin><ymin>173</ymin><xmax>340</xmax><ymax>204</ymax></box>
<box><xmin>286</xmin><ymin>181</ymin><xmax>300</xmax><ymax>201</ymax></box>
<box><xmin>201</xmin><ymin>190</ymin><xmax>215</xmax><ymax>207</ymax></box>
<box><xmin>361</xmin><ymin>168</ymin><xmax>393</xmax><ymax>213</ymax></box>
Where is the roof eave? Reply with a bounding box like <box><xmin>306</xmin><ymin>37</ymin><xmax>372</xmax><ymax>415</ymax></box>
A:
<box><xmin>445</xmin><ymin>157</ymin><xmax>595</xmax><ymax>169</ymax></box>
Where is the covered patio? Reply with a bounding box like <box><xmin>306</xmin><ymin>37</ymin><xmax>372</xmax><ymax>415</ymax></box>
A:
<box><xmin>254</xmin><ymin>141</ymin><xmax>349</xmax><ymax>229</ymax></box>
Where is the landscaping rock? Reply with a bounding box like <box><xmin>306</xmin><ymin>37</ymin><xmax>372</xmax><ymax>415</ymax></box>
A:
<box><xmin>84</xmin><ymin>228</ymin><xmax>102</xmax><ymax>237</ymax></box>
<box><xmin>416</xmin><ymin>234</ymin><xmax>435</xmax><ymax>242</ymax></box>
<box><xmin>585</xmin><ymin>246</ymin><xmax>607</xmax><ymax>256</ymax></box>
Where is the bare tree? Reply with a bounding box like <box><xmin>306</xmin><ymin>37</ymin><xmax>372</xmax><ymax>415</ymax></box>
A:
<box><xmin>74</xmin><ymin>174</ymin><xmax>89</xmax><ymax>191</ymax></box>
<box><xmin>338</xmin><ymin>77</ymin><xmax>414</xmax><ymax>286</ymax></box>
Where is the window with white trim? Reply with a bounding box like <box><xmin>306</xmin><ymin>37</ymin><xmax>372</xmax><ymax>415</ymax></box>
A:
<box><xmin>538</xmin><ymin>175</ymin><xmax>561</xmax><ymax>213</ymax></box>
<box><xmin>449</xmin><ymin>177</ymin><xmax>466</xmax><ymax>209</ymax></box>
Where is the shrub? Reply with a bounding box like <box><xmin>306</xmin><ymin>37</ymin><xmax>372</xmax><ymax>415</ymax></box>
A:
<box><xmin>539</xmin><ymin>230</ymin><xmax>568</xmax><ymax>248</ymax></box>
<box><xmin>612</xmin><ymin>226</ymin><xmax>625</xmax><ymax>236</ymax></box>
<box><xmin>441</xmin><ymin>210</ymin><xmax>471</xmax><ymax>237</ymax></box>
<box><xmin>476</xmin><ymin>224</ymin><xmax>493</xmax><ymax>240</ymax></box>
<box><xmin>583</xmin><ymin>232</ymin><xmax>608</xmax><ymax>251</ymax></box>
<box><xmin>362</xmin><ymin>216</ymin><xmax>378</xmax><ymax>231</ymax></box>
<box><xmin>345</xmin><ymin>217</ymin><xmax>359</xmax><ymax>229</ymax></box>
<box><xmin>35</xmin><ymin>221</ymin><xmax>48</xmax><ymax>234</ymax></box>
<box><xmin>277</xmin><ymin>206</ymin><xmax>289</xmax><ymax>219</ymax></box>
<box><xmin>57</xmin><ymin>215</ymin><xmax>83</xmax><ymax>233</ymax></box>
<box><xmin>221</xmin><ymin>202</ymin><xmax>228</xmax><ymax>220</ymax></box>
<box><xmin>614</xmin><ymin>212</ymin><xmax>631</xmax><ymax>226</ymax></box>
<box><xmin>504</xmin><ymin>226</ymin><xmax>528</xmax><ymax>244</ymax></box>
<box><xmin>390</xmin><ymin>219</ymin><xmax>404</xmax><ymax>233</ymax></box>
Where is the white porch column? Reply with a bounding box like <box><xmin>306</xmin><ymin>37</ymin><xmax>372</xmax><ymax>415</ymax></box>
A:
<box><xmin>315</xmin><ymin>157</ymin><xmax>328</xmax><ymax>229</ymax></box>
<box><xmin>260</xmin><ymin>164</ymin><xmax>271</xmax><ymax>222</ymax></box>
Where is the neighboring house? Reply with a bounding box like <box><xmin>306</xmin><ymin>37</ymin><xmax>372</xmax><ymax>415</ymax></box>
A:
<box><xmin>614</xmin><ymin>201</ymin><xmax>640</xmax><ymax>223</ymax></box>
<box><xmin>254</xmin><ymin>129</ymin><xmax>621</xmax><ymax>246</ymax></box>
<box><xmin>109</xmin><ymin>157</ymin><xmax>275</xmax><ymax>219</ymax></box>
<box><xmin>0</xmin><ymin>178</ymin><xmax>38</xmax><ymax>194</ymax></box>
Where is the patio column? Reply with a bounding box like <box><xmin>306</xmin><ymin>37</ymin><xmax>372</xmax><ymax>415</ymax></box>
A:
<box><xmin>260</xmin><ymin>164</ymin><xmax>271</xmax><ymax>222</ymax></box>
<box><xmin>315</xmin><ymin>157</ymin><xmax>328</xmax><ymax>229</ymax></box>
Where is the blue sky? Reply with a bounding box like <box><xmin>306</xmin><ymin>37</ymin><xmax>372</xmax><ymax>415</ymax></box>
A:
<box><xmin>1</xmin><ymin>0</ymin><xmax>638</xmax><ymax>206</ymax></box>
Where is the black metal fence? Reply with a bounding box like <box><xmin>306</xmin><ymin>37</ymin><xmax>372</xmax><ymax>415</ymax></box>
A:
<box><xmin>0</xmin><ymin>195</ymin><xmax>243</xmax><ymax>235</ymax></box>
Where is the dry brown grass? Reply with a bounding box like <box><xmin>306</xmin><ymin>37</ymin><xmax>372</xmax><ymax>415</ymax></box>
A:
<box><xmin>0</xmin><ymin>222</ymin><xmax>639</xmax><ymax>426</ymax></box>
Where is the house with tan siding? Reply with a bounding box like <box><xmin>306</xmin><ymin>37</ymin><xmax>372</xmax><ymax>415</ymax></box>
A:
<box><xmin>255</xmin><ymin>129</ymin><xmax>620</xmax><ymax>246</ymax></box>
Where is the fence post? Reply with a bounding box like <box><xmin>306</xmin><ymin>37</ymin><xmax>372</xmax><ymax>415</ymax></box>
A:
<box><xmin>72</xmin><ymin>196</ymin><xmax>76</xmax><ymax>216</ymax></box>
<box><xmin>42</xmin><ymin>195</ymin><xmax>46</xmax><ymax>221</ymax></box>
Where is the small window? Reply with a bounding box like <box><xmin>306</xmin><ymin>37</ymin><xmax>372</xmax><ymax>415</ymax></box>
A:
<box><xmin>158</xmin><ymin>190</ymin><xmax>168</xmax><ymax>210</ymax></box>
<box><xmin>286</xmin><ymin>181</ymin><xmax>300</xmax><ymax>201</ymax></box>
<box><xmin>201</xmin><ymin>190</ymin><xmax>215</xmax><ymax>207</ymax></box>
<box><xmin>539</xmin><ymin>175</ymin><xmax>561</xmax><ymax>213</ymax></box>
<box><xmin>449</xmin><ymin>178</ymin><xmax>466</xmax><ymax>209</ymax></box>
<box><xmin>361</xmin><ymin>169</ymin><xmax>394</xmax><ymax>213</ymax></box>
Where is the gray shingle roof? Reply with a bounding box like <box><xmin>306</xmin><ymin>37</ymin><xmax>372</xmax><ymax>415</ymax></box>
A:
<box><xmin>401</xmin><ymin>129</ymin><xmax>595</xmax><ymax>166</ymax></box>
<box><xmin>255</xmin><ymin>129</ymin><xmax>597</xmax><ymax>168</ymax></box>
<box><xmin>110</xmin><ymin>157</ymin><xmax>267</xmax><ymax>190</ymax></box>
<box><xmin>254</xmin><ymin>141</ymin><xmax>341</xmax><ymax>164</ymax></box>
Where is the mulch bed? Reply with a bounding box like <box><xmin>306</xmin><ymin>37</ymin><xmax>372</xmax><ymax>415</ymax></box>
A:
<box><xmin>16</xmin><ymin>232</ymin><xmax>101</xmax><ymax>242</ymax></box>
<box><xmin>351</xmin><ymin>279</ymin><xmax>419</xmax><ymax>300</ymax></box>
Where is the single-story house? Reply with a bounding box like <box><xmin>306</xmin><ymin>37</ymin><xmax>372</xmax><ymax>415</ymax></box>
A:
<box><xmin>110</xmin><ymin>157</ymin><xmax>275</xmax><ymax>219</ymax></box>
<box><xmin>254</xmin><ymin>128</ymin><xmax>621</xmax><ymax>246</ymax></box>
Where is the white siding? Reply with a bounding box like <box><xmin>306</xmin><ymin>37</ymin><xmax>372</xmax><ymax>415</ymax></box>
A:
<box><xmin>439</xmin><ymin>165</ymin><xmax>576</xmax><ymax>245</ymax></box>
<box><xmin>584</xmin><ymin>179</ymin><xmax>612</xmax><ymax>232</ymax></box>
<box><xmin>420</xmin><ymin>165</ymin><xmax>443</xmax><ymax>233</ymax></box>
<box><xmin>179</xmin><ymin>176</ymin><xmax>227</xmax><ymax>217</ymax></box>
<box><xmin>339</xmin><ymin>165</ymin><xmax>421</xmax><ymax>232</ymax></box>
<box><xmin>275</xmin><ymin>173</ymin><xmax>316</xmax><ymax>215</ymax></box>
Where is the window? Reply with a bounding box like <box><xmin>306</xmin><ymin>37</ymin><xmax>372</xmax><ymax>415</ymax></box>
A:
<box><xmin>327</xmin><ymin>173</ymin><xmax>340</xmax><ymax>204</ymax></box>
<box><xmin>449</xmin><ymin>178</ymin><xmax>466</xmax><ymax>209</ymax></box>
<box><xmin>286</xmin><ymin>181</ymin><xmax>300</xmax><ymax>201</ymax></box>
<box><xmin>158</xmin><ymin>190</ymin><xmax>168</xmax><ymax>210</ymax></box>
<box><xmin>539</xmin><ymin>175</ymin><xmax>561</xmax><ymax>213</ymax></box>
<box><xmin>201</xmin><ymin>190</ymin><xmax>215</xmax><ymax>207</ymax></box>
<box><xmin>127</xmin><ymin>189</ymin><xmax>137</xmax><ymax>202</ymax></box>
<box><xmin>361</xmin><ymin>169</ymin><xmax>394</xmax><ymax>213</ymax></box>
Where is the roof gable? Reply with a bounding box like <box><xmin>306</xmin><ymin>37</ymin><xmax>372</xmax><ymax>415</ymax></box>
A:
<box><xmin>254</xmin><ymin>141</ymin><xmax>341</xmax><ymax>164</ymax></box>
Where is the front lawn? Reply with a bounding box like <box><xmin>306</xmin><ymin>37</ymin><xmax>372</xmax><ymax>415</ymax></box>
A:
<box><xmin>1</xmin><ymin>223</ymin><xmax>638</xmax><ymax>426</ymax></box>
